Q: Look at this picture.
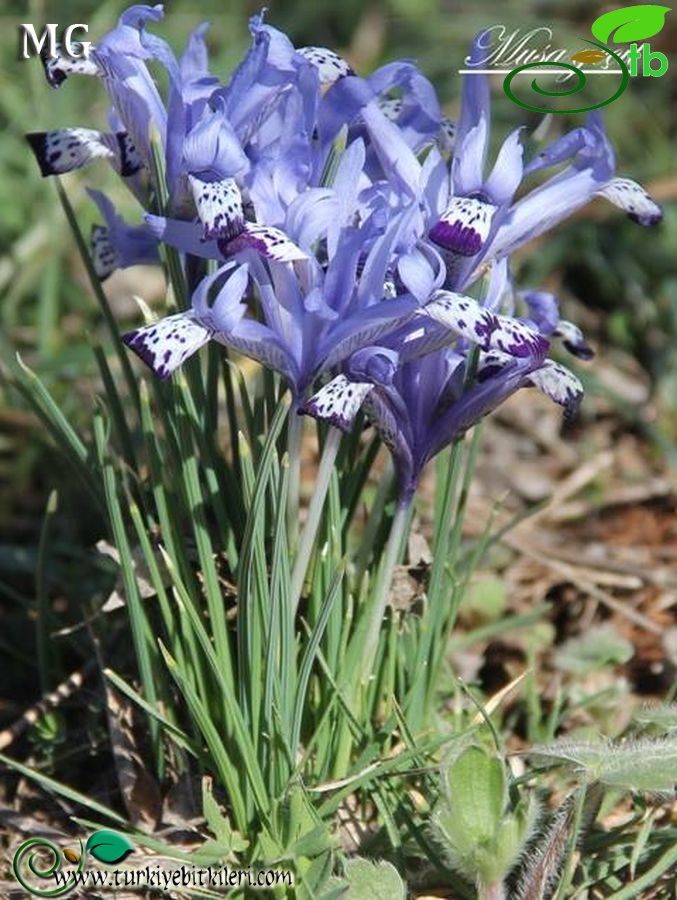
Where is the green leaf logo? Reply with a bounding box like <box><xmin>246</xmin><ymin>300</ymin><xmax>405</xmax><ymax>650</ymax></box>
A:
<box><xmin>591</xmin><ymin>4</ymin><xmax>671</xmax><ymax>43</ymax></box>
<box><xmin>85</xmin><ymin>830</ymin><xmax>134</xmax><ymax>865</ymax></box>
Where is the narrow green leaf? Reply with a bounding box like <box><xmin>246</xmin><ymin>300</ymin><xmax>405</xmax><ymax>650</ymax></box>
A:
<box><xmin>0</xmin><ymin>752</ymin><xmax>127</xmax><ymax>825</ymax></box>
<box><xmin>93</xmin><ymin>415</ymin><xmax>162</xmax><ymax>773</ymax></box>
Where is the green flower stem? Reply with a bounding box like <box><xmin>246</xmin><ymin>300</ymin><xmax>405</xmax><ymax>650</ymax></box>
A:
<box><xmin>359</xmin><ymin>497</ymin><xmax>412</xmax><ymax>686</ymax></box>
<box><xmin>286</xmin><ymin>407</ymin><xmax>303</xmax><ymax>551</ymax></box>
<box><xmin>354</xmin><ymin>462</ymin><xmax>394</xmax><ymax>586</ymax></box>
<box><xmin>290</xmin><ymin>426</ymin><xmax>342</xmax><ymax>614</ymax></box>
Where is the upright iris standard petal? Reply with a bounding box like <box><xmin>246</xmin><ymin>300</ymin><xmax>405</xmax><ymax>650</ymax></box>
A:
<box><xmin>483</xmin><ymin>128</ymin><xmax>523</xmax><ymax>205</ymax></box>
<box><xmin>179</xmin><ymin>21</ymin><xmax>211</xmax><ymax>82</ymax></box>
<box><xmin>521</xmin><ymin>290</ymin><xmax>560</xmax><ymax>334</ymax></box>
<box><xmin>523</xmin><ymin>126</ymin><xmax>593</xmax><ymax>176</ymax></box>
<box><xmin>595</xmin><ymin>177</ymin><xmax>662</xmax><ymax>226</ymax></box>
<box><xmin>182</xmin><ymin>101</ymin><xmax>248</xmax><ymax>178</ymax></box>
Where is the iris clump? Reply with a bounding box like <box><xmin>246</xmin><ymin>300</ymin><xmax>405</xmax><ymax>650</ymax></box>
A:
<box><xmin>21</xmin><ymin>5</ymin><xmax>668</xmax><ymax>891</ymax></box>
<box><xmin>27</xmin><ymin>4</ymin><xmax>661</xmax><ymax>499</ymax></box>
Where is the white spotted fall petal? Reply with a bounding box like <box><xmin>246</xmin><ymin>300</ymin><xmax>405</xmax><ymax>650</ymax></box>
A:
<box><xmin>122</xmin><ymin>314</ymin><xmax>213</xmax><ymax>380</ymax></box>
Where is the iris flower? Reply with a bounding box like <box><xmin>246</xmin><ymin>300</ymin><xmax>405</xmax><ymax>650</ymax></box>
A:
<box><xmin>123</xmin><ymin>139</ymin><xmax>419</xmax><ymax>399</ymax></box>
<box><xmin>301</xmin><ymin>260</ymin><xmax>582</xmax><ymax>499</ymax></box>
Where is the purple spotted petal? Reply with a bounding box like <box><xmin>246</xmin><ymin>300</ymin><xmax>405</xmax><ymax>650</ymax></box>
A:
<box><xmin>422</xmin><ymin>290</ymin><xmax>498</xmax><ymax>350</ymax></box>
<box><xmin>491</xmin><ymin>315</ymin><xmax>549</xmax><ymax>358</ymax></box>
<box><xmin>40</xmin><ymin>43</ymin><xmax>101</xmax><ymax>87</ymax></box>
<box><xmin>301</xmin><ymin>375</ymin><xmax>373</xmax><ymax>431</ymax></box>
<box><xmin>188</xmin><ymin>175</ymin><xmax>244</xmax><ymax>241</ymax></box>
<box><xmin>26</xmin><ymin>128</ymin><xmax>117</xmax><ymax>176</ymax></box>
<box><xmin>122</xmin><ymin>312</ymin><xmax>212</xmax><ymax>380</ymax></box>
<box><xmin>296</xmin><ymin>46</ymin><xmax>354</xmax><ymax>84</ymax></box>
<box><xmin>90</xmin><ymin>225</ymin><xmax>118</xmax><ymax>281</ymax></box>
<box><xmin>378</xmin><ymin>96</ymin><xmax>403</xmax><ymax>121</ymax></box>
<box><xmin>476</xmin><ymin>350</ymin><xmax>513</xmax><ymax>382</ymax></box>
<box><xmin>223</xmin><ymin>224</ymin><xmax>308</xmax><ymax>262</ymax></box>
<box><xmin>555</xmin><ymin>320</ymin><xmax>594</xmax><ymax>361</ymax></box>
<box><xmin>115</xmin><ymin>132</ymin><xmax>144</xmax><ymax>176</ymax></box>
<box><xmin>595</xmin><ymin>177</ymin><xmax>662</xmax><ymax>226</ymax></box>
<box><xmin>429</xmin><ymin>196</ymin><xmax>497</xmax><ymax>256</ymax></box>
<box><xmin>527</xmin><ymin>360</ymin><xmax>584</xmax><ymax>418</ymax></box>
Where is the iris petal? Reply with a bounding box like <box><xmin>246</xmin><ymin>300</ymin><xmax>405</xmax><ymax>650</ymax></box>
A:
<box><xmin>302</xmin><ymin>375</ymin><xmax>373</xmax><ymax>431</ymax></box>
<box><xmin>296</xmin><ymin>46</ymin><xmax>354</xmax><ymax>84</ymax></box>
<box><xmin>40</xmin><ymin>43</ymin><xmax>101</xmax><ymax>87</ymax></box>
<box><xmin>26</xmin><ymin>128</ymin><xmax>118</xmax><ymax>176</ymax></box>
<box><xmin>123</xmin><ymin>313</ymin><xmax>212</xmax><ymax>379</ymax></box>
<box><xmin>595</xmin><ymin>177</ymin><xmax>662</xmax><ymax>226</ymax></box>
<box><xmin>223</xmin><ymin>224</ymin><xmax>308</xmax><ymax>262</ymax></box>
<box><xmin>527</xmin><ymin>360</ymin><xmax>584</xmax><ymax>418</ymax></box>
<box><xmin>429</xmin><ymin>196</ymin><xmax>497</xmax><ymax>256</ymax></box>
<box><xmin>188</xmin><ymin>174</ymin><xmax>244</xmax><ymax>240</ymax></box>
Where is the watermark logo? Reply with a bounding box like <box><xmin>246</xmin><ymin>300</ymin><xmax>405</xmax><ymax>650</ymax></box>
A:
<box><xmin>11</xmin><ymin>828</ymin><xmax>294</xmax><ymax>895</ymax></box>
<box><xmin>12</xmin><ymin>829</ymin><xmax>133</xmax><ymax>896</ymax></box>
<box><xmin>19</xmin><ymin>23</ymin><xmax>91</xmax><ymax>60</ymax></box>
<box><xmin>502</xmin><ymin>4</ymin><xmax>670</xmax><ymax>113</ymax></box>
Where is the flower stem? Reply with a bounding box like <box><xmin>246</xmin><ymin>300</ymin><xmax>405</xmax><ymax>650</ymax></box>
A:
<box><xmin>286</xmin><ymin>409</ymin><xmax>303</xmax><ymax>552</ymax></box>
<box><xmin>359</xmin><ymin>497</ymin><xmax>411</xmax><ymax>686</ymax></box>
<box><xmin>290</xmin><ymin>426</ymin><xmax>342</xmax><ymax>614</ymax></box>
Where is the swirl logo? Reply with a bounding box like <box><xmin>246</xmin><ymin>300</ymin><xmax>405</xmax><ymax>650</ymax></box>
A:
<box><xmin>12</xmin><ymin>830</ymin><xmax>134</xmax><ymax>897</ymax></box>
<box><xmin>503</xmin><ymin>4</ymin><xmax>670</xmax><ymax>113</ymax></box>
